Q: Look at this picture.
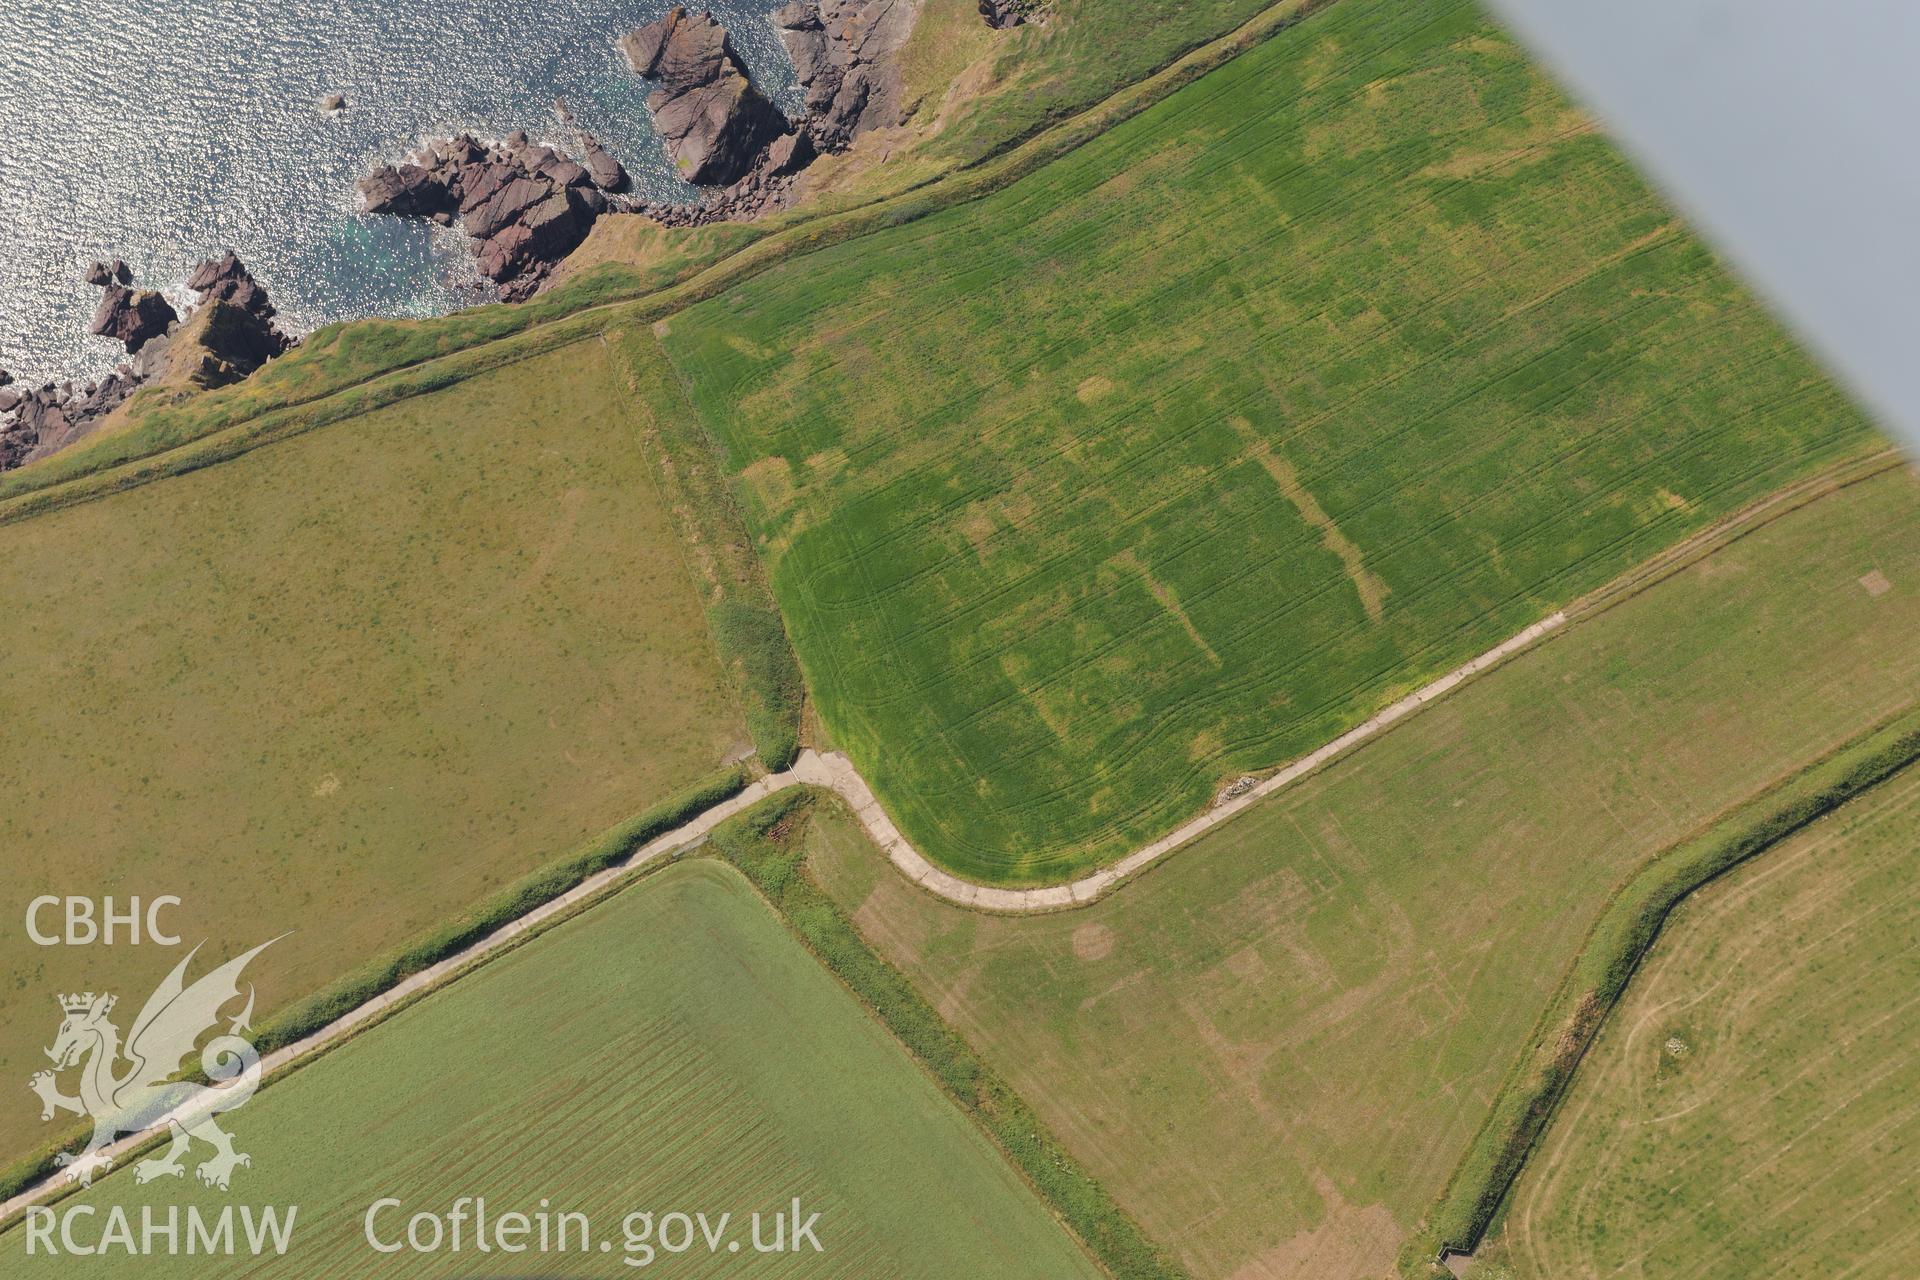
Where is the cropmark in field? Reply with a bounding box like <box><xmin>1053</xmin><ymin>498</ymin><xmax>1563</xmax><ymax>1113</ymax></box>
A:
<box><xmin>656</xmin><ymin>0</ymin><xmax>1876</xmax><ymax>882</ymax></box>
<box><xmin>1495</xmin><ymin>763</ymin><xmax>1920</xmax><ymax>1280</ymax></box>
<box><xmin>805</xmin><ymin>468</ymin><xmax>1920</xmax><ymax>1278</ymax></box>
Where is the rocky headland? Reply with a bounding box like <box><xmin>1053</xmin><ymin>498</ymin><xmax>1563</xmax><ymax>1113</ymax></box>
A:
<box><xmin>977</xmin><ymin>0</ymin><xmax>1031</xmax><ymax>29</ymax></box>
<box><xmin>614</xmin><ymin>0</ymin><xmax>913</xmax><ymax>222</ymax></box>
<box><xmin>356</xmin><ymin>130</ymin><xmax>630</xmax><ymax>301</ymax></box>
<box><xmin>0</xmin><ymin>254</ymin><xmax>291</xmax><ymax>473</ymax></box>
<box><xmin>8</xmin><ymin>0</ymin><xmax>962</xmax><ymax>473</ymax></box>
<box><xmin>359</xmin><ymin>1</ymin><xmax>925</xmax><ymax>286</ymax></box>
<box><xmin>618</xmin><ymin>8</ymin><xmax>788</xmax><ymax>185</ymax></box>
<box><xmin>773</xmin><ymin>0</ymin><xmax>920</xmax><ymax>151</ymax></box>
<box><xmin>178</xmin><ymin>252</ymin><xmax>296</xmax><ymax>385</ymax></box>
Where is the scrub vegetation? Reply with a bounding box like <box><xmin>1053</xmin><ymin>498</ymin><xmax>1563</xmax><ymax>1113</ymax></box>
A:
<box><xmin>608</xmin><ymin>328</ymin><xmax>806</xmax><ymax>767</ymax></box>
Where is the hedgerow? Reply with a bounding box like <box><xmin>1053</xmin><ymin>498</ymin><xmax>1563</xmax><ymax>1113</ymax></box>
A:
<box><xmin>709</xmin><ymin>600</ymin><xmax>805</xmax><ymax>769</ymax></box>
<box><xmin>711</xmin><ymin>793</ymin><xmax>1185</xmax><ymax>1279</ymax></box>
<box><xmin>1407</xmin><ymin>709</ymin><xmax>1920</xmax><ymax>1273</ymax></box>
<box><xmin>0</xmin><ymin>764</ymin><xmax>746</xmax><ymax>1209</ymax></box>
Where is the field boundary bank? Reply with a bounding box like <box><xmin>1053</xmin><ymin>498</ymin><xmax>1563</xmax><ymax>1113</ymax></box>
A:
<box><xmin>0</xmin><ymin>0</ymin><xmax>1331</xmax><ymax>530</ymax></box>
<box><xmin>0</xmin><ymin>764</ymin><xmax>752</xmax><ymax>1216</ymax></box>
<box><xmin>0</xmin><ymin>455</ymin><xmax>1900</xmax><ymax>1230</ymax></box>
<box><xmin>710</xmin><ymin>793</ymin><xmax>1186</xmax><ymax>1279</ymax></box>
<box><xmin>606</xmin><ymin>328</ymin><xmax>807</xmax><ymax>769</ymax></box>
<box><xmin>826</xmin><ymin>445</ymin><xmax>1900</xmax><ymax>911</ymax></box>
<box><xmin>1407</xmin><ymin>703</ymin><xmax>1920</xmax><ymax>1274</ymax></box>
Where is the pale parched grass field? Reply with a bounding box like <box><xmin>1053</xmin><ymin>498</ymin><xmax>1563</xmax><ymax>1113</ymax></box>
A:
<box><xmin>3</xmin><ymin>860</ymin><xmax>1104</xmax><ymax>1278</ymax></box>
<box><xmin>1494</xmin><ymin>764</ymin><xmax>1920</xmax><ymax>1280</ymax></box>
<box><xmin>805</xmin><ymin>469</ymin><xmax>1920</xmax><ymax>1279</ymax></box>
<box><xmin>659</xmin><ymin>0</ymin><xmax>1876</xmax><ymax>883</ymax></box>
<box><xmin>0</xmin><ymin>342</ymin><xmax>743</xmax><ymax>1170</ymax></box>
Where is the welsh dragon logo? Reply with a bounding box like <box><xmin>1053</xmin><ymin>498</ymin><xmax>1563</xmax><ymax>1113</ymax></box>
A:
<box><xmin>28</xmin><ymin>939</ymin><xmax>278</xmax><ymax>1191</ymax></box>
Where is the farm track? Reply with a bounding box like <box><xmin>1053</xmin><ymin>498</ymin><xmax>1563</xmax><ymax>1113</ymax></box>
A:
<box><xmin>4</xmin><ymin>449</ymin><xmax>1896</xmax><ymax>1232</ymax></box>
<box><xmin>670</xmin><ymin>0</ymin><xmax>1881</xmax><ymax>877</ymax></box>
<box><xmin>806</xmin><ymin>440</ymin><xmax>1904</xmax><ymax>907</ymax></box>
<box><xmin>0</xmin><ymin>0</ymin><xmax>1332</xmax><ymax>528</ymax></box>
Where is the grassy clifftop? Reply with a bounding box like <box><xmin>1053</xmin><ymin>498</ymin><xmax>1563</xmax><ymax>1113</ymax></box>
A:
<box><xmin>0</xmin><ymin>0</ymin><xmax>1321</xmax><ymax>520</ymax></box>
<box><xmin>0</xmin><ymin>343</ymin><xmax>746</xmax><ymax>1171</ymax></box>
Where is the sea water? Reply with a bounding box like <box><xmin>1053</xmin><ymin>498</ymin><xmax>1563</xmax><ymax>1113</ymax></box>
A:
<box><xmin>0</xmin><ymin>0</ymin><xmax>797</xmax><ymax>385</ymax></box>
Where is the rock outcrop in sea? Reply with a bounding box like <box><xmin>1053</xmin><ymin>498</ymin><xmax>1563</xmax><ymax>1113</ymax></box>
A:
<box><xmin>0</xmin><ymin>255</ymin><xmax>294</xmax><ymax>473</ymax></box>
<box><xmin>580</xmin><ymin>135</ymin><xmax>630</xmax><ymax>193</ymax></box>
<box><xmin>618</xmin><ymin>8</ymin><xmax>788</xmax><ymax>185</ymax></box>
<box><xmin>83</xmin><ymin>258</ymin><xmax>132</xmax><ymax>288</ymax></box>
<box><xmin>617</xmin><ymin>0</ymin><xmax>918</xmax><ymax>226</ymax></box>
<box><xmin>772</xmin><ymin>0</ymin><xmax>918</xmax><ymax>150</ymax></box>
<box><xmin>358</xmin><ymin>0</ymin><xmax>926</xmax><ymax>292</ymax></box>
<box><xmin>88</xmin><ymin>281</ymin><xmax>177</xmax><ymax>354</ymax></box>
<box><xmin>357</xmin><ymin>131</ymin><xmax>625</xmax><ymax>300</ymax></box>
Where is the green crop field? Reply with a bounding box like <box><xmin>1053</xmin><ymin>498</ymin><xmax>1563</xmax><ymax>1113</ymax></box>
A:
<box><xmin>1494</xmin><ymin>765</ymin><xmax>1920</xmax><ymax>1280</ymax></box>
<box><xmin>0</xmin><ymin>0</ymin><xmax>1309</xmax><ymax>516</ymax></box>
<box><xmin>651</xmin><ymin>0</ymin><xmax>1875</xmax><ymax>881</ymax></box>
<box><xmin>0</xmin><ymin>341</ymin><xmax>745</xmax><ymax>1171</ymax></box>
<box><xmin>804</xmin><ymin>469</ymin><xmax>1920</xmax><ymax>1278</ymax></box>
<box><xmin>903</xmin><ymin>0</ymin><xmax>1291</xmax><ymax>167</ymax></box>
<box><xmin>3</xmin><ymin>859</ymin><xmax>1104</xmax><ymax>1278</ymax></box>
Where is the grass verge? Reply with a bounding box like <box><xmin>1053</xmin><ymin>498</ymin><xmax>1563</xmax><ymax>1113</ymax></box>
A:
<box><xmin>0</xmin><ymin>763</ymin><xmax>746</xmax><ymax>1210</ymax></box>
<box><xmin>1408</xmin><ymin>707</ymin><xmax>1920</xmax><ymax>1272</ymax></box>
<box><xmin>608</xmin><ymin>327</ymin><xmax>806</xmax><ymax>767</ymax></box>
<box><xmin>710</xmin><ymin>791</ymin><xmax>1185</xmax><ymax>1280</ymax></box>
